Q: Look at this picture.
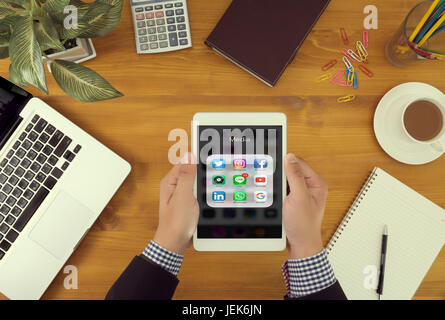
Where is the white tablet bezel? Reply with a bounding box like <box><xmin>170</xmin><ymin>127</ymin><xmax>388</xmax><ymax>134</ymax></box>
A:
<box><xmin>192</xmin><ymin>112</ymin><xmax>287</xmax><ymax>251</ymax></box>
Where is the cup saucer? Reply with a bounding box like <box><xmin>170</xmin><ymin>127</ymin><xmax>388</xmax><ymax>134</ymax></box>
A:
<box><xmin>373</xmin><ymin>82</ymin><xmax>445</xmax><ymax>165</ymax></box>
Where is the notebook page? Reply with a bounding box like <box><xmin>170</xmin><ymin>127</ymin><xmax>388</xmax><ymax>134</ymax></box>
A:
<box><xmin>327</xmin><ymin>168</ymin><xmax>445</xmax><ymax>300</ymax></box>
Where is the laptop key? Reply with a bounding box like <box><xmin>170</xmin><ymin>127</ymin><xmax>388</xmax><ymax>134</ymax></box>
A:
<box><xmin>0</xmin><ymin>159</ymin><xmax>7</xmax><ymax>167</ymax></box>
<box><xmin>0</xmin><ymin>205</ymin><xmax>9</xmax><ymax>215</ymax></box>
<box><xmin>61</xmin><ymin>162</ymin><xmax>69</xmax><ymax>170</ymax></box>
<box><xmin>29</xmin><ymin>181</ymin><xmax>39</xmax><ymax>192</ymax></box>
<box><xmin>2</xmin><ymin>184</ymin><xmax>12</xmax><ymax>195</ymax></box>
<box><xmin>39</xmin><ymin>133</ymin><xmax>50</xmax><ymax>143</ymax></box>
<box><xmin>42</xmin><ymin>164</ymin><xmax>52</xmax><ymax>174</ymax></box>
<box><xmin>30</xmin><ymin>162</ymin><xmax>41</xmax><ymax>173</ymax></box>
<box><xmin>6</xmin><ymin>196</ymin><xmax>16</xmax><ymax>207</ymax></box>
<box><xmin>36</xmin><ymin>172</ymin><xmax>46</xmax><ymax>183</ymax></box>
<box><xmin>31</xmin><ymin>115</ymin><xmax>40</xmax><ymax>123</ymax></box>
<box><xmin>4</xmin><ymin>165</ymin><xmax>13</xmax><ymax>175</ymax></box>
<box><xmin>0</xmin><ymin>223</ymin><xmax>9</xmax><ymax>234</ymax></box>
<box><xmin>45</xmin><ymin>124</ymin><xmax>56</xmax><ymax>135</ymax></box>
<box><xmin>43</xmin><ymin>176</ymin><xmax>57</xmax><ymax>190</ymax></box>
<box><xmin>51</xmin><ymin>167</ymin><xmax>63</xmax><ymax>179</ymax></box>
<box><xmin>27</xmin><ymin>150</ymin><xmax>37</xmax><ymax>160</ymax></box>
<box><xmin>0</xmin><ymin>250</ymin><xmax>4</xmax><ymax>260</ymax></box>
<box><xmin>48</xmin><ymin>130</ymin><xmax>64</xmax><ymax>147</ymax></box>
<box><xmin>12</xmin><ymin>141</ymin><xmax>20</xmax><ymax>150</ymax></box>
<box><xmin>23</xmin><ymin>190</ymin><xmax>34</xmax><ymax>200</ymax></box>
<box><xmin>8</xmin><ymin>175</ymin><xmax>18</xmax><ymax>186</ymax></box>
<box><xmin>28</xmin><ymin>131</ymin><xmax>38</xmax><ymax>142</ymax></box>
<box><xmin>12</xmin><ymin>188</ymin><xmax>22</xmax><ymax>198</ymax></box>
<box><xmin>54</xmin><ymin>136</ymin><xmax>72</xmax><ymax>157</ymax></box>
<box><xmin>13</xmin><ymin>187</ymin><xmax>49</xmax><ymax>232</ymax></box>
<box><xmin>10</xmin><ymin>157</ymin><xmax>19</xmax><ymax>167</ymax></box>
<box><xmin>48</xmin><ymin>155</ymin><xmax>58</xmax><ymax>166</ymax></box>
<box><xmin>22</xmin><ymin>140</ymin><xmax>32</xmax><ymax>150</ymax></box>
<box><xmin>18</xmin><ymin>132</ymin><xmax>27</xmax><ymax>141</ymax></box>
<box><xmin>0</xmin><ymin>240</ymin><xmax>10</xmax><ymax>251</ymax></box>
<box><xmin>36</xmin><ymin>154</ymin><xmax>47</xmax><ymax>164</ymax></box>
<box><xmin>25</xmin><ymin>124</ymin><xmax>33</xmax><ymax>132</ymax></box>
<box><xmin>11</xmin><ymin>207</ymin><xmax>21</xmax><ymax>217</ymax></box>
<box><xmin>15</xmin><ymin>148</ymin><xmax>26</xmax><ymax>159</ymax></box>
<box><xmin>42</xmin><ymin>145</ymin><xmax>53</xmax><ymax>156</ymax></box>
<box><xmin>33</xmin><ymin>141</ymin><xmax>44</xmax><ymax>152</ymax></box>
<box><xmin>17</xmin><ymin>198</ymin><xmax>28</xmax><ymax>209</ymax></box>
<box><xmin>5</xmin><ymin>229</ymin><xmax>18</xmax><ymax>243</ymax></box>
<box><xmin>24</xmin><ymin>171</ymin><xmax>35</xmax><ymax>181</ymax></box>
<box><xmin>34</xmin><ymin>119</ymin><xmax>48</xmax><ymax>133</ymax></box>
<box><xmin>0</xmin><ymin>192</ymin><xmax>6</xmax><ymax>202</ymax></box>
<box><xmin>0</xmin><ymin>173</ymin><xmax>7</xmax><ymax>184</ymax></box>
<box><xmin>5</xmin><ymin>215</ymin><xmax>15</xmax><ymax>225</ymax></box>
<box><xmin>21</xmin><ymin>158</ymin><xmax>31</xmax><ymax>169</ymax></box>
<box><xmin>14</xmin><ymin>167</ymin><xmax>25</xmax><ymax>177</ymax></box>
<box><xmin>18</xmin><ymin>179</ymin><xmax>29</xmax><ymax>189</ymax></box>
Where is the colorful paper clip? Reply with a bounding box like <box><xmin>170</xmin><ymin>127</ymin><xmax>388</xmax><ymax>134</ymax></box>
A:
<box><xmin>337</xmin><ymin>95</ymin><xmax>355</xmax><ymax>103</ymax></box>
<box><xmin>363</xmin><ymin>30</ymin><xmax>369</xmax><ymax>48</ymax></box>
<box><xmin>356</xmin><ymin>41</ymin><xmax>369</xmax><ymax>62</ymax></box>
<box><xmin>358</xmin><ymin>64</ymin><xmax>374</xmax><ymax>77</ymax></box>
<box><xmin>346</xmin><ymin>69</ymin><xmax>355</xmax><ymax>87</ymax></box>
<box><xmin>342</xmin><ymin>56</ymin><xmax>354</xmax><ymax>72</ymax></box>
<box><xmin>341</xmin><ymin>48</ymin><xmax>352</xmax><ymax>59</ymax></box>
<box><xmin>353</xmin><ymin>71</ymin><xmax>359</xmax><ymax>90</ymax></box>
<box><xmin>330</xmin><ymin>70</ymin><xmax>344</xmax><ymax>82</ymax></box>
<box><xmin>316</xmin><ymin>72</ymin><xmax>332</xmax><ymax>83</ymax></box>
<box><xmin>340</xmin><ymin>27</ymin><xmax>349</xmax><ymax>45</ymax></box>
<box><xmin>321</xmin><ymin>59</ymin><xmax>337</xmax><ymax>71</ymax></box>
<box><xmin>348</xmin><ymin>49</ymin><xmax>363</xmax><ymax>62</ymax></box>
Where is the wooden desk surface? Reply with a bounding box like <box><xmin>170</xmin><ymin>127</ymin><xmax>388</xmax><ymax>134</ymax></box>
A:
<box><xmin>1</xmin><ymin>0</ymin><xmax>444</xmax><ymax>300</ymax></box>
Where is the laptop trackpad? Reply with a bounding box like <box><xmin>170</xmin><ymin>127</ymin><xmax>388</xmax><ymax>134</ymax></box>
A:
<box><xmin>29</xmin><ymin>191</ymin><xmax>94</xmax><ymax>260</ymax></box>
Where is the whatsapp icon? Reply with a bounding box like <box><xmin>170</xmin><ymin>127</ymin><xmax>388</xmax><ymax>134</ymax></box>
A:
<box><xmin>233</xmin><ymin>191</ymin><xmax>247</xmax><ymax>202</ymax></box>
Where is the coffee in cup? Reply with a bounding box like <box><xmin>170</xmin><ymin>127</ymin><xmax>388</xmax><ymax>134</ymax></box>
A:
<box><xmin>402</xmin><ymin>98</ymin><xmax>445</xmax><ymax>152</ymax></box>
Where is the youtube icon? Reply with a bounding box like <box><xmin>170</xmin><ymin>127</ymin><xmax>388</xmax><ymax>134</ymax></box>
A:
<box><xmin>254</xmin><ymin>175</ymin><xmax>267</xmax><ymax>186</ymax></box>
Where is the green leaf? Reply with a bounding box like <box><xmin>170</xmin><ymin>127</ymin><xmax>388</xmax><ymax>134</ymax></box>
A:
<box><xmin>0</xmin><ymin>7</ymin><xmax>14</xmax><ymax>17</ymax></box>
<box><xmin>43</xmin><ymin>0</ymin><xmax>69</xmax><ymax>14</ymax></box>
<box><xmin>29</xmin><ymin>0</ymin><xmax>45</xmax><ymax>17</ymax></box>
<box><xmin>55</xmin><ymin>19</ymin><xmax>88</xmax><ymax>40</ymax></box>
<box><xmin>9</xmin><ymin>63</ymin><xmax>28</xmax><ymax>87</ymax></box>
<box><xmin>33</xmin><ymin>16</ymin><xmax>64</xmax><ymax>51</ymax></box>
<box><xmin>69</xmin><ymin>0</ymin><xmax>96</xmax><ymax>19</ymax></box>
<box><xmin>78</xmin><ymin>0</ymin><xmax>122</xmax><ymax>38</ymax></box>
<box><xmin>9</xmin><ymin>16</ymin><xmax>47</xmax><ymax>94</ymax></box>
<box><xmin>50</xmin><ymin>59</ymin><xmax>123</xmax><ymax>102</ymax></box>
<box><xmin>42</xmin><ymin>0</ymin><xmax>69</xmax><ymax>22</ymax></box>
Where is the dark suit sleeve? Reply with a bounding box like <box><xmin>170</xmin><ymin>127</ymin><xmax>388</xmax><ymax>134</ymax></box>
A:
<box><xmin>105</xmin><ymin>255</ymin><xmax>179</xmax><ymax>300</ymax></box>
<box><xmin>284</xmin><ymin>281</ymin><xmax>347</xmax><ymax>300</ymax></box>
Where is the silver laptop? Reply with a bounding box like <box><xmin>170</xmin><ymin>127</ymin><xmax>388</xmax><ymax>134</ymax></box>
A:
<box><xmin>0</xmin><ymin>77</ymin><xmax>131</xmax><ymax>299</ymax></box>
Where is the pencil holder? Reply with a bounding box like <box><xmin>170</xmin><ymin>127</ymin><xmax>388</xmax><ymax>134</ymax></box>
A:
<box><xmin>386</xmin><ymin>0</ymin><xmax>445</xmax><ymax>67</ymax></box>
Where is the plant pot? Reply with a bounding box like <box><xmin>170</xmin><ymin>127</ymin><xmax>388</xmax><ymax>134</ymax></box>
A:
<box><xmin>43</xmin><ymin>38</ymin><xmax>97</xmax><ymax>66</ymax></box>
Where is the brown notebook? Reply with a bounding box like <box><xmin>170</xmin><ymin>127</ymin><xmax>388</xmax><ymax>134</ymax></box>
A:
<box><xmin>205</xmin><ymin>0</ymin><xmax>331</xmax><ymax>87</ymax></box>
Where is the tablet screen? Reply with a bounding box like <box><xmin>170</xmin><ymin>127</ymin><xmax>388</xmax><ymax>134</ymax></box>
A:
<box><xmin>196</xmin><ymin>126</ymin><xmax>282</xmax><ymax>239</ymax></box>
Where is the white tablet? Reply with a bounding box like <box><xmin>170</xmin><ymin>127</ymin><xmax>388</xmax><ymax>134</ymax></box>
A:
<box><xmin>192</xmin><ymin>113</ymin><xmax>287</xmax><ymax>251</ymax></box>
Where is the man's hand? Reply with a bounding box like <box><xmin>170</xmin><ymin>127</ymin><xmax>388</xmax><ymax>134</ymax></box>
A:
<box><xmin>283</xmin><ymin>154</ymin><xmax>328</xmax><ymax>260</ymax></box>
<box><xmin>153</xmin><ymin>153</ymin><xmax>199</xmax><ymax>255</ymax></box>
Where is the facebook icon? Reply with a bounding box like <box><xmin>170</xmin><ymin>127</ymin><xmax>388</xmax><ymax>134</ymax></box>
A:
<box><xmin>212</xmin><ymin>191</ymin><xmax>226</xmax><ymax>202</ymax></box>
<box><xmin>254</xmin><ymin>159</ymin><xmax>268</xmax><ymax>169</ymax></box>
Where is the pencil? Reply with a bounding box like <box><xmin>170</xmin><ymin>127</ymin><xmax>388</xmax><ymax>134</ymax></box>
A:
<box><xmin>409</xmin><ymin>0</ymin><xmax>441</xmax><ymax>42</ymax></box>
<box><xmin>418</xmin><ymin>12</ymin><xmax>445</xmax><ymax>46</ymax></box>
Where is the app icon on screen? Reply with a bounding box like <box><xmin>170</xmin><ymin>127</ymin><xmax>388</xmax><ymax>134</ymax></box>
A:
<box><xmin>254</xmin><ymin>175</ymin><xmax>267</xmax><ymax>186</ymax></box>
<box><xmin>254</xmin><ymin>159</ymin><xmax>268</xmax><ymax>169</ymax></box>
<box><xmin>254</xmin><ymin>191</ymin><xmax>267</xmax><ymax>202</ymax></box>
<box><xmin>212</xmin><ymin>191</ymin><xmax>226</xmax><ymax>202</ymax></box>
<box><xmin>212</xmin><ymin>159</ymin><xmax>225</xmax><ymax>169</ymax></box>
<box><xmin>212</xmin><ymin>175</ymin><xmax>225</xmax><ymax>185</ymax></box>
<box><xmin>233</xmin><ymin>175</ymin><xmax>247</xmax><ymax>185</ymax></box>
<box><xmin>233</xmin><ymin>159</ymin><xmax>247</xmax><ymax>169</ymax></box>
<box><xmin>233</xmin><ymin>191</ymin><xmax>247</xmax><ymax>202</ymax></box>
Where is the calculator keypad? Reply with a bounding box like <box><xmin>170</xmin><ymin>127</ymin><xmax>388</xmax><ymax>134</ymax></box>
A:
<box><xmin>131</xmin><ymin>0</ymin><xmax>192</xmax><ymax>54</ymax></box>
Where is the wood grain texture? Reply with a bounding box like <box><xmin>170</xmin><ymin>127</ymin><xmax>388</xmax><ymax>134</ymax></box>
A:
<box><xmin>1</xmin><ymin>0</ymin><xmax>444</xmax><ymax>300</ymax></box>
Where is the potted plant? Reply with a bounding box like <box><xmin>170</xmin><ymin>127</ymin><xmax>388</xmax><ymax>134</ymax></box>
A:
<box><xmin>0</xmin><ymin>0</ymin><xmax>123</xmax><ymax>102</ymax></box>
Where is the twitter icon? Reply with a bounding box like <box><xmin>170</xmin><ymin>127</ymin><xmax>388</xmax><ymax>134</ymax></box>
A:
<box><xmin>212</xmin><ymin>159</ymin><xmax>225</xmax><ymax>169</ymax></box>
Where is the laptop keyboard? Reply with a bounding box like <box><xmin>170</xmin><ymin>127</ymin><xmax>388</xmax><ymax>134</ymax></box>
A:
<box><xmin>0</xmin><ymin>115</ymin><xmax>82</xmax><ymax>261</ymax></box>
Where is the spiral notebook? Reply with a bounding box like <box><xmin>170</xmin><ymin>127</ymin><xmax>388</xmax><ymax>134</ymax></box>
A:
<box><xmin>326</xmin><ymin>167</ymin><xmax>445</xmax><ymax>300</ymax></box>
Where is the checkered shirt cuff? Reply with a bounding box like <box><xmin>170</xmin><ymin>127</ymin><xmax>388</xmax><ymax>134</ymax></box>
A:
<box><xmin>142</xmin><ymin>241</ymin><xmax>184</xmax><ymax>276</ymax></box>
<box><xmin>282</xmin><ymin>250</ymin><xmax>336</xmax><ymax>298</ymax></box>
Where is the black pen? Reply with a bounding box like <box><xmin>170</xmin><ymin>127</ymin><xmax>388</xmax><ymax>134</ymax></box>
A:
<box><xmin>377</xmin><ymin>225</ymin><xmax>388</xmax><ymax>300</ymax></box>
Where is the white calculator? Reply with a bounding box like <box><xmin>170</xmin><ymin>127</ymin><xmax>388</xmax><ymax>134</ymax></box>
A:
<box><xmin>130</xmin><ymin>0</ymin><xmax>192</xmax><ymax>54</ymax></box>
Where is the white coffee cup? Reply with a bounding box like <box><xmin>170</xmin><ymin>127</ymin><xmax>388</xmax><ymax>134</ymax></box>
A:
<box><xmin>401</xmin><ymin>97</ymin><xmax>445</xmax><ymax>153</ymax></box>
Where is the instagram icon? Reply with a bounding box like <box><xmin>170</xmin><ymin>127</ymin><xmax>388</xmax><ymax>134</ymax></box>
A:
<box><xmin>233</xmin><ymin>159</ymin><xmax>247</xmax><ymax>169</ymax></box>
